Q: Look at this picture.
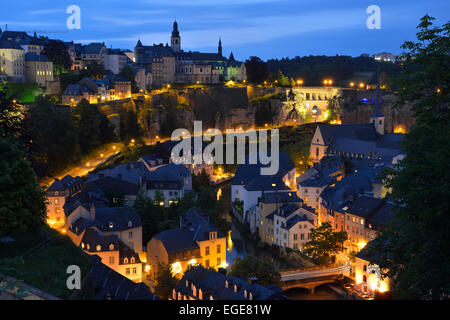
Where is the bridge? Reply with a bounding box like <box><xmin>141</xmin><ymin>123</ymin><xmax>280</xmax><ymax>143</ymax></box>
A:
<box><xmin>280</xmin><ymin>252</ymin><xmax>351</xmax><ymax>293</ymax></box>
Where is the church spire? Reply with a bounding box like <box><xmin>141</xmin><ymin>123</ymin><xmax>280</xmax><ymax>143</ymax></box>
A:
<box><xmin>218</xmin><ymin>38</ymin><xmax>222</xmax><ymax>57</ymax></box>
<box><xmin>171</xmin><ymin>19</ymin><xmax>181</xmax><ymax>52</ymax></box>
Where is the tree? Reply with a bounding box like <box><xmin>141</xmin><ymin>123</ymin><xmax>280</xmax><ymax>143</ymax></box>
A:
<box><xmin>245</xmin><ymin>56</ymin><xmax>269</xmax><ymax>84</ymax></box>
<box><xmin>269</xmin><ymin>69</ymin><xmax>290</xmax><ymax>87</ymax></box>
<box><xmin>82</xmin><ymin>61</ymin><xmax>105</xmax><ymax>80</ymax></box>
<box><xmin>133</xmin><ymin>192</ymin><xmax>164</xmax><ymax>243</ymax></box>
<box><xmin>24</xmin><ymin>96</ymin><xmax>80</xmax><ymax>177</ymax></box>
<box><xmin>304</xmin><ymin>222</ymin><xmax>347</xmax><ymax>265</ymax></box>
<box><xmin>41</xmin><ymin>40</ymin><xmax>71</xmax><ymax>75</ymax></box>
<box><xmin>229</xmin><ymin>255</ymin><xmax>282</xmax><ymax>286</ymax></box>
<box><xmin>0</xmin><ymin>137</ymin><xmax>47</xmax><ymax>237</ymax></box>
<box><xmin>72</xmin><ymin>99</ymin><xmax>115</xmax><ymax>153</ymax></box>
<box><xmin>119</xmin><ymin>65</ymin><xmax>139</xmax><ymax>93</ymax></box>
<box><xmin>0</xmin><ymin>83</ymin><xmax>23</xmax><ymax>140</ymax></box>
<box><xmin>154</xmin><ymin>262</ymin><xmax>178</xmax><ymax>300</ymax></box>
<box><xmin>373</xmin><ymin>16</ymin><xmax>450</xmax><ymax>299</ymax></box>
<box><xmin>120</xmin><ymin>109</ymin><xmax>141</xmax><ymax>142</ymax></box>
<box><xmin>192</xmin><ymin>169</ymin><xmax>210</xmax><ymax>191</ymax></box>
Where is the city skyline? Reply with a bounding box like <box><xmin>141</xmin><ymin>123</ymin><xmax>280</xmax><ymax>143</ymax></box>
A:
<box><xmin>1</xmin><ymin>0</ymin><xmax>449</xmax><ymax>60</ymax></box>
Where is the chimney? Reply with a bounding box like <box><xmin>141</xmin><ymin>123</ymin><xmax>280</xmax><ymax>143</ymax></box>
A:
<box><xmin>90</xmin><ymin>202</ymin><xmax>96</xmax><ymax>222</ymax></box>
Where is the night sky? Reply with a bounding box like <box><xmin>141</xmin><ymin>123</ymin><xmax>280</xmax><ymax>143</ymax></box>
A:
<box><xmin>1</xmin><ymin>0</ymin><xmax>449</xmax><ymax>60</ymax></box>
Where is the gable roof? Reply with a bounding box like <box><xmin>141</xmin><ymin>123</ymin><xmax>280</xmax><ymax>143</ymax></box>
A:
<box><xmin>89</xmin><ymin>256</ymin><xmax>157</xmax><ymax>300</ymax></box>
<box><xmin>153</xmin><ymin>228</ymin><xmax>199</xmax><ymax>253</ymax></box>
<box><xmin>95</xmin><ymin>206</ymin><xmax>142</xmax><ymax>232</ymax></box>
<box><xmin>175</xmin><ymin>266</ymin><xmax>285</xmax><ymax>300</ymax></box>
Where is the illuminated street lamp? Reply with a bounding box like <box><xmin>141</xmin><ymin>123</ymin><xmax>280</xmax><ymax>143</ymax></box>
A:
<box><xmin>350</xmin><ymin>82</ymin><xmax>355</xmax><ymax>87</ymax></box>
<box><xmin>359</xmin><ymin>82</ymin><xmax>365</xmax><ymax>89</ymax></box>
<box><xmin>297</xmin><ymin>79</ymin><xmax>303</xmax><ymax>87</ymax></box>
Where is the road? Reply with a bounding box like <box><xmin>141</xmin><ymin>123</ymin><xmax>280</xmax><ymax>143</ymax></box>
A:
<box><xmin>281</xmin><ymin>252</ymin><xmax>351</xmax><ymax>281</ymax></box>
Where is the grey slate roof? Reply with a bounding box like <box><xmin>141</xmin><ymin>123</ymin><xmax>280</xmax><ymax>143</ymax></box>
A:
<box><xmin>25</xmin><ymin>52</ymin><xmax>50</xmax><ymax>62</ymax></box>
<box><xmin>175</xmin><ymin>266</ymin><xmax>286</xmax><ymax>300</ymax></box>
<box><xmin>0</xmin><ymin>39</ymin><xmax>24</xmax><ymax>50</ymax></box>
<box><xmin>47</xmin><ymin>175</ymin><xmax>82</xmax><ymax>192</ymax></box>
<box><xmin>232</xmin><ymin>152</ymin><xmax>295</xmax><ymax>186</ymax></box>
<box><xmin>153</xmin><ymin>228</ymin><xmax>199</xmax><ymax>253</ymax></box>
<box><xmin>244</xmin><ymin>176</ymin><xmax>290</xmax><ymax>192</ymax></box>
<box><xmin>260</xmin><ymin>191</ymin><xmax>302</xmax><ymax>204</ymax></box>
<box><xmin>89</xmin><ymin>256</ymin><xmax>157</xmax><ymax>300</ymax></box>
<box><xmin>95</xmin><ymin>206</ymin><xmax>142</xmax><ymax>232</ymax></box>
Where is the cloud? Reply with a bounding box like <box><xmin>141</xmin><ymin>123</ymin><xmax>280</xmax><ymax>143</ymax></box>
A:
<box><xmin>26</xmin><ymin>9</ymin><xmax>63</xmax><ymax>15</ymax></box>
<box><xmin>132</xmin><ymin>8</ymin><xmax>364</xmax><ymax>49</ymax></box>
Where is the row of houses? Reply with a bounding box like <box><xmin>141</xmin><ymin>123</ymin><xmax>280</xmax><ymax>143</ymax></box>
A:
<box><xmin>133</xmin><ymin>21</ymin><xmax>246</xmax><ymax>86</ymax></box>
<box><xmin>304</xmin><ymin>81</ymin><xmax>404</xmax><ymax>297</ymax></box>
<box><xmin>62</xmin><ymin>75</ymin><xmax>132</xmax><ymax>106</ymax></box>
<box><xmin>0</xmin><ymin>30</ymin><xmax>57</xmax><ymax>92</ymax></box>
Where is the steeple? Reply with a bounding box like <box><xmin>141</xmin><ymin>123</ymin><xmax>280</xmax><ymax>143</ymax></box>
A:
<box><xmin>136</xmin><ymin>39</ymin><xmax>143</xmax><ymax>47</ymax></box>
<box><xmin>218</xmin><ymin>38</ymin><xmax>222</xmax><ymax>57</ymax></box>
<box><xmin>171</xmin><ymin>20</ymin><xmax>181</xmax><ymax>52</ymax></box>
<box><xmin>370</xmin><ymin>70</ymin><xmax>385</xmax><ymax>135</ymax></box>
<box><xmin>229</xmin><ymin>51</ymin><xmax>235</xmax><ymax>62</ymax></box>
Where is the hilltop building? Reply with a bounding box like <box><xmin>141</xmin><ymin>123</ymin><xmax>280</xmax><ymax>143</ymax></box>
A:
<box><xmin>134</xmin><ymin>21</ymin><xmax>246</xmax><ymax>86</ymax></box>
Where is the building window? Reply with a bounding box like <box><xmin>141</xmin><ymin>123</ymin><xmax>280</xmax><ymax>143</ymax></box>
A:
<box><xmin>109</xmin><ymin>256</ymin><xmax>114</xmax><ymax>264</ymax></box>
<box><xmin>217</xmin><ymin>258</ymin><xmax>221</xmax><ymax>266</ymax></box>
<box><xmin>129</xmin><ymin>231</ymin><xmax>133</xmax><ymax>239</ymax></box>
<box><xmin>96</xmin><ymin>245</ymin><xmax>101</xmax><ymax>251</ymax></box>
<box><xmin>124</xmin><ymin>258</ymin><xmax>128</xmax><ymax>264</ymax></box>
<box><xmin>205</xmin><ymin>260</ymin><xmax>209</xmax><ymax>268</ymax></box>
<box><xmin>126</xmin><ymin>268</ymin><xmax>130</xmax><ymax>275</ymax></box>
<box><xmin>109</xmin><ymin>244</ymin><xmax>115</xmax><ymax>250</ymax></box>
<box><xmin>217</xmin><ymin>244</ymin><xmax>221</xmax><ymax>254</ymax></box>
<box><xmin>205</xmin><ymin>246</ymin><xmax>210</xmax><ymax>255</ymax></box>
<box><xmin>131</xmin><ymin>257</ymin><xmax>135</xmax><ymax>263</ymax></box>
<box><xmin>293</xmin><ymin>234</ymin><xmax>298</xmax><ymax>241</ymax></box>
<box><xmin>133</xmin><ymin>267</ymin><xmax>137</xmax><ymax>274</ymax></box>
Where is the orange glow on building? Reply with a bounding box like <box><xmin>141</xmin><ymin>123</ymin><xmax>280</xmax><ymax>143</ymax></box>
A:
<box><xmin>394</xmin><ymin>125</ymin><xmax>406</xmax><ymax>134</ymax></box>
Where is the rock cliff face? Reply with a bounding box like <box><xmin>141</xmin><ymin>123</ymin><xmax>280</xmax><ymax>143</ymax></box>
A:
<box><xmin>96</xmin><ymin>86</ymin><xmax>414</xmax><ymax>137</ymax></box>
<box><xmin>339</xmin><ymin>89</ymin><xmax>415</xmax><ymax>133</ymax></box>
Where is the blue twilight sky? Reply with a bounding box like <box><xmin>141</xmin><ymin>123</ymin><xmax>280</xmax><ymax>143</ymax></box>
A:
<box><xmin>0</xmin><ymin>0</ymin><xmax>449</xmax><ymax>60</ymax></box>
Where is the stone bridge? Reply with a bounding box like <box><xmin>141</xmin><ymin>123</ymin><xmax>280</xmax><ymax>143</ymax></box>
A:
<box><xmin>281</xmin><ymin>274</ymin><xmax>344</xmax><ymax>293</ymax></box>
<box><xmin>280</xmin><ymin>252</ymin><xmax>351</xmax><ymax>293</ymax></box>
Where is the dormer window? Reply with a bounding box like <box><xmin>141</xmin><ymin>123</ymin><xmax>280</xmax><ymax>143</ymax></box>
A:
<box><xmin>109</xmin><ymin>244</ymin><xmax>115</xmax><ymax>250</ymax></box>
<box><xmin>86</xmin><ymin>244</ymin><xmax>90</xmax><ymax>250</ymax></box>
<box><xmin>96</xmin><ymin>245</ymin><xmax>101</xmax><ymax>251</ymax></box>
<box><xmin>81</xmin><ymin>242</ymin><xmax>85</xmax><ymax>249</ymax></box>
<box><xmin>128</xmin><ymin>221</ymin><xmax>132</xmax><ymax>228</ymax></box>
<box><xmin>209</xmin><ymin>232</ymin><xmax>217</xmax><ymax>240</ymax></box>
<box><xmin>109</xmin><ymin>222</ymin><xmax>114</xmax><ymax>229</ymax></box>
<box><xmin>131</xmin><ymin>257</ymin><xmax>135</xmax><ymax>263</ymax></box>
<box><xmin>124</xmin><ymin>258</ymin><xmax>129</xmax><ymax>264</ymax></box>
